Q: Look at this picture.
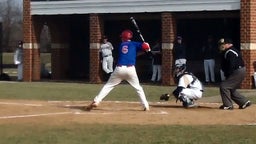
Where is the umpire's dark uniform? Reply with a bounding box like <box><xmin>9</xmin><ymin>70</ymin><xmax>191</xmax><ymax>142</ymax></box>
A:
<box><xmin>219</xmin><ymin>42</ymin><xmax>250</xmax><ymax>109</ymax></box>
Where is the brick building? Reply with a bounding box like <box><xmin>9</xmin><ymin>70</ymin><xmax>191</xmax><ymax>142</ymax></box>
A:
<box><xmin>23</xmin><ymin>0</ymin><xmax>256</xmax><ymax>88</ymax></box>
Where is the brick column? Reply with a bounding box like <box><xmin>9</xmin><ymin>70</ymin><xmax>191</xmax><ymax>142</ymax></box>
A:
<box><xmin>240</xmin><ymin>0</ymin><xmax>256</xmax><ymax>88</ymax></box>
<box><xmin>23</xmin><ymin>0</ymin><xmax>40</xmax><ymax>81</ymax></box>
<box><xmin>89</xmin><ymin>14</ymin><xmax>103</xmax><ymax>83</ymax></box>
<box><xmin>161</xmin><ymin>13</ymin><xmax>176</xmax><ymax>86</ymax></box>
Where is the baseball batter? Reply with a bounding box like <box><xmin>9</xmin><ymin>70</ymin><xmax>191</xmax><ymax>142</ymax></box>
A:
<box><xmin>87</xmin><ymin>29</ymin><xmax>151</xmax><ymax>111</ymax></box>
<box><xmin>100</xmin><ymin>36</ymin><xmax>114</xmax><ymax>74</ymax></box>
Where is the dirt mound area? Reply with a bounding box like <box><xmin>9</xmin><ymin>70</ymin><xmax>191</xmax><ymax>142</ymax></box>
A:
<box><xmin>0</xmin><ymin>99</ymin><xmax>255</xmax><ymax>125</ymax></box>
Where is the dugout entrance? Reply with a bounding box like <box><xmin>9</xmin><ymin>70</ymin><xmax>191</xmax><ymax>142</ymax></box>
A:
<box><xmin>175</xmin><ymin>11</ymin><xmax>240</xmax><ymax>82</ymax></box>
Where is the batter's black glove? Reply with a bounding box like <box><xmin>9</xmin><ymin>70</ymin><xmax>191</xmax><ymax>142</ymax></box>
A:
<box><xmin>160</xmin><ymin>93</ymin><xmax>170</xmax><ymax>101</ymax></box>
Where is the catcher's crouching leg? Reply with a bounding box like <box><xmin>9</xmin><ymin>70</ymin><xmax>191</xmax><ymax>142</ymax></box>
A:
<box><xmin>178</xmin><ymin>96</ymin><xmax>197</xmax><ymax>108</ymax></box>
<box><xmin>160</xmin><ymin>93</ymin><xmax>170</xmax><ymax>101</ymax></box>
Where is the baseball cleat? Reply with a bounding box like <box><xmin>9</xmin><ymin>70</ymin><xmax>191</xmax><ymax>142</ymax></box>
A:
<box><xmin>219</xmin><ymin>105</ymin><xmax>233</xmax><ymax>110</ymax></box>
<box><xmin>239</xmin><ymin>100</ymin><xmax>251</xmax><ymax>109</ymax></box>
<box><xmin>86</xmin><ymin>102</ymin><xmax>98</xmax><ymax>111</ymax></box>
<box><xmin>143</xmin><ymin>107</ymin><xmax>150</xmax><ymax>111</ymax></box>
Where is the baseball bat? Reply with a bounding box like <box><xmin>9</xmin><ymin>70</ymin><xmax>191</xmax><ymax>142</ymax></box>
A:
<box><xmin>130</xmin><ymin>17</ymin><xmax>145</xmax><ymax>42</ymax></box>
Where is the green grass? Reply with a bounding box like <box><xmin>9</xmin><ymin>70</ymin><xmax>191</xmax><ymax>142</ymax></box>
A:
<box><xmin>1</xmin><ymin>123</ymin><xmax>256</xmax><ymax>144</ymax></box>
<box><xmin>2</xmin><ymin>52</ymin><xmax>51</xmax><ymax>77</ymax></box>
<box><xmin>0</xmin><ymin>81</ymin><xmax>254</xmax><ymax>101</ymax></box>
<box><xmin>2</xmin><ymin>52</ymin><xmax>51</xmax><ymax>64</ymax></box>
<box><xmin>0</xmin><ymin>69</ymin><xmax>255</xmax><ymax>144</ymax></box>
<box><xmin>0</xmin><ymin>81</ymin><xmax>249</xmax><ymax>102</ymax></box>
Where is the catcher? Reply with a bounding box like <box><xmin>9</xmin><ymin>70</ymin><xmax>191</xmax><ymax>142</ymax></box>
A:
<box><xmin>160</xmin><ymin>64</ymin><xmax>204</xmax><ymax>108</ymax></box>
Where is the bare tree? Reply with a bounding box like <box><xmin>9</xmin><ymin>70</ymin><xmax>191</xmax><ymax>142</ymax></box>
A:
<box><xmin>0</xmin><ymin>0</ymin><xmax>23</xmax><ymax>52</ymax></box>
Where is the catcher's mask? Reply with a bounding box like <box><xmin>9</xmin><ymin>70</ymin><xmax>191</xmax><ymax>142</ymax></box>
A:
<box><xmin>174</xmin><ymin>64</ymin><xmax>186</xmax><ymax>78</ymax></box>
<box><xmin>121</xmin><ymin>29</ymin><xmax>133</xmax><ymax>41</ymax></box>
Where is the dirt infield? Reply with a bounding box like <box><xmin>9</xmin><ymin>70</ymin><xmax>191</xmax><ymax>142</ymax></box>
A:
<box><xmin>0</xmin><ymin>99</ymin><xmax>255</xmax><ymax>125</ymax></box>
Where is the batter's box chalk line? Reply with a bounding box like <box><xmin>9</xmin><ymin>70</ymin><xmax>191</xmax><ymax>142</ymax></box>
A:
<box><xmin>0</xmin><ymin>102</ymin><xmax>43</xmax><ymax>107</ymax></box>
<box><xmin>0</xmin><ymin>112</ymin><xmax>72</xmax><ymax>119</ymax></box>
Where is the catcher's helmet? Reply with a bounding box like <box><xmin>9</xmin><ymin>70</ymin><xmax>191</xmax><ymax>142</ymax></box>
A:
<box><xmin>174</xmin><ymin>64</ymin><xmax>186</xmax><ymax>78</ymax></box>
<box><xmin>121</xmin><ymin>29</ymin><xmax>133</xmax><ymax>41</ymax></box>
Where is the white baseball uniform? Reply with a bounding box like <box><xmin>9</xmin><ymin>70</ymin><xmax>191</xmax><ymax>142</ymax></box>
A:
<box><xmin>14</xmin><ymin>47</ymin><xmax>23</xmax><ymax>81</ymax></box>
<box><xmin>178</xmin><ymin>73</ymin><xmax>203</xmax><ymax>100</ymax></box>
<box><xmin>100</xmin><ymin>42</ymin><xmax>114</xmax><ymax>74</ymax></box>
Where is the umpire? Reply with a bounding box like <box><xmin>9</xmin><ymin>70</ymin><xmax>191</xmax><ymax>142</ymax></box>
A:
<box><xmin>218</xmin><ymin>38</ymin><xmax>251</xmax><ymax>110</ymax></box>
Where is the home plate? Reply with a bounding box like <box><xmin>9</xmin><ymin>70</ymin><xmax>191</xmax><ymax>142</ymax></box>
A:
<box><xmin>150</xmin><ymin>111</ymin><xmax>168</xmax><ymax>115</ymax></box>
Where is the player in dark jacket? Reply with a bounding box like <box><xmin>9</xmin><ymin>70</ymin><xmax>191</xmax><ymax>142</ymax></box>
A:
<box><xmin>218</xmin><ymin>38</ymin><xmax>251</xmax><ymax>110</ymax></box>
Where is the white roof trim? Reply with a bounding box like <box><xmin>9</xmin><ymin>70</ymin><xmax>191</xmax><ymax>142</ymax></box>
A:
<box><xmin>31</xmin><ymin>0</ymin><xmax>240</xmax><ymax>15</ymax></box>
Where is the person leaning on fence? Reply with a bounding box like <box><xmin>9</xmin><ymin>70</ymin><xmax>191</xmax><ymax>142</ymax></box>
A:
<box><xmin>202</xmin><ymin>35</ymin><xmax>217</xmax><ymax>84</ymax></box>
<box><xmin>172</xmin><ymin>36</ymin><xmax>186</xmax><ymax>66</ymax></box>
<box><xmin>150</xmin><ymin>40</ymin><xmax>162</xmax><ymax>83</ymax></box>
<box><xmin>13</xmin><ymin>40</ymin><xmax>23</xmax><ymax>81</ymax></box>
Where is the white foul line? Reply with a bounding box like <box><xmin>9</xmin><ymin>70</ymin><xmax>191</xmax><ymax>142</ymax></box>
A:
<box><xmin>0</xmin><ymin>112</ymin><xmax>72</xmax><ymax>119</ymax></box>
<box><xmin>0</xmin><ymin>102</ymin><xmax>43</xmax><ymax>107</ymax></box>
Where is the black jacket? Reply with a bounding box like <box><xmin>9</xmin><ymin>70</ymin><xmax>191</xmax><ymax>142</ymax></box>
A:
<box><xmin>220</xmin><ymin>46</ymin><xmax>244</xmax><ymax>78</ymax></box>
<box><xmin>173</xmin><ymin>43</ymin><xmax>186</xmax><ymax>60</ymax></box>
<box><xmin>202</xmin><ymin>42</ymin><xmax>217</xmax><ymax>59</ymax></box>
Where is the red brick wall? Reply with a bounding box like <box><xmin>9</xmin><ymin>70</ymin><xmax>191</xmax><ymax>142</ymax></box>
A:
<box><xmin>240</xmin><ymin>0</ymin><xmax>256</xmax><ymax>88</ymax></box>
<box><xmin>89</xmin><ymin>14</ymin><xmax>103</xmax><ymax>83</ymax></box>
<box><xmin>161</xmin><ymin>13</ymin><xmax>176</xmax><ymax>85</ymax></box>
<box><xmin>23</xmin><ymin>0</ymin><xmax>40</xmax><ymax>81</ymax></box>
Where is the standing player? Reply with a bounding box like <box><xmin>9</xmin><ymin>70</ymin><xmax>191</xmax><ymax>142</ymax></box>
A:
<box><xmin>99</xmin><ymin>36</ymin><xmax>114</xmax><ymax>74</ymax></box>
<box><xmin>150</xmin><ymin>40</ymin><xmax>162</xmax><ymax>83</ymax></box>
<box><xmin>86</xmin><ymin>29</ymin><xmax>151</xmax><ymax>111</ymax></box>
<box><xmin>14</xmin><ymin>40</ymin><xmax>23</xmax><ymax>81</ymax></box>
<box><xmin>173</xmin><ymin>36</ymin><xmax>186</xmax><ymax>66</ymax></box>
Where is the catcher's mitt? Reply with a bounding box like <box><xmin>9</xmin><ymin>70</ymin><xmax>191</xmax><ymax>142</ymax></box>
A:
<box><xmin>160</xmin><ymin>93</ymin><xmax>170</xmax><ymax>101</ymax></box>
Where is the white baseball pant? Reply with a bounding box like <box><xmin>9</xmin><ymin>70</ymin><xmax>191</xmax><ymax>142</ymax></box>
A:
<box><xmin>102</xmin><ymin>56</ymin><xmax>114</xmax><ymax>74</ymax></box>
<box><xmin>93</xmin><ymin>65</ymin><xmax>149</xmax><ymax>109</ymax></box>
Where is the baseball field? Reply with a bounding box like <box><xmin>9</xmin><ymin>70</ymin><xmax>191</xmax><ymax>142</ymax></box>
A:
<box><xmin>0</xmin><ymin>81</ymin><xmax>255</xmax><ymax>144</ymax></box>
